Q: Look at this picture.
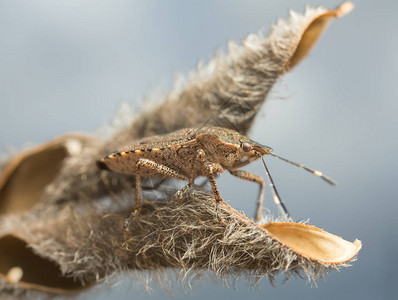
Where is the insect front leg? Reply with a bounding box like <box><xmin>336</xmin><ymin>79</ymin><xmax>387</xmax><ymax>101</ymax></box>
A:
<box><xmin>123</xmin><ymin>158</ymin><xmax>187</xmax><ymax>231</ymax></box>
<box><xmin>174</xmin><ymin>149</ymin><xmax>206</xmax><ymax>199</ymax></box>
<box><xmin>229</xmin><ymin>170</ymin><xmax>265</xmax><ymax>222</ymax></box>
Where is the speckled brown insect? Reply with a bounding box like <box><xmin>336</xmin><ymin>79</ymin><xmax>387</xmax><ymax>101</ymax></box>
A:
<box><xmin>97</xmin><ymin>126</ymin><xmax>336</xmax><ymax>229</ymax></box>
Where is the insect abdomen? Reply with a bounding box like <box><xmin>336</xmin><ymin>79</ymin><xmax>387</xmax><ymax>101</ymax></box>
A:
<box><xmin>96</xmin><ymin>159</ymin><xmax>110</xmax><ymax>171</ymax></box>
<box><xmin>97</xmin><ymin>146</ymin><xmax>181</xmax><ymax>176</ymax></box>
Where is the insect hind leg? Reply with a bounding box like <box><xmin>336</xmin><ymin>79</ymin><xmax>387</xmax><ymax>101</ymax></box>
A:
<box><xmin>123</xmin><ymin>158</ymin><xmax>187</xmax><ymax>231</ymax></box>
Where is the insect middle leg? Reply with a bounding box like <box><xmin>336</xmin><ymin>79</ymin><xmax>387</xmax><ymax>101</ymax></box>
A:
<box><xmin>124</xmin><ymin>158</ymin><xmax>187</xmax><ymax>230</ymax></box>
<box><xmin>174</xmin><ymin>150</ymin><xmax>226</xmax><ymax>222</ymax></box>
<box><xmin>229</xmin><ymin>170</ymin><xmax>265</xmax><ymax>222</ymax></box>
<box><xmin>174</xmin><ymin>149</ymin><xmax>206</xmax><ymax>199</ymax></box>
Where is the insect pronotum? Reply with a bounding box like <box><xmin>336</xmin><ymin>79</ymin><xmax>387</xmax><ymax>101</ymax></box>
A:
<box><xmin>97</xmin><ymin>126</ymin><xmax>336</xmax><ymax>229</ymax></box>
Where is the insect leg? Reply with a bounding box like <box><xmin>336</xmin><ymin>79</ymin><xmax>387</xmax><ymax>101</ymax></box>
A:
<box><xmin>205</xmin><ymin>163</ymin><xmax>224</xmax><ymax>221</ymax></box>
<box><xmin>123</xmin><ymin>158</ymin><xmax>188</xmax><ymax>231</ymax></box>
<box><xmin>229</xmin><ymin>170</ymin><xmax>265</xmax><ymax>222</ymax></box>
<box><xmin>174</xmin><ymin>149</ymin><xmax>206</xmax><ymax>199</ymax></box>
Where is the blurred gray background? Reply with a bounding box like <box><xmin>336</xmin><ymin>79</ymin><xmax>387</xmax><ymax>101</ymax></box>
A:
<box><xmin>1</xmin><ymin>0</ymin><xmax>396</xmax><ymax>299</ymax></box>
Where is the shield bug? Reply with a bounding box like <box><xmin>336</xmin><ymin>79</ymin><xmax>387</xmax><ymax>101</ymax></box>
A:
<box><xmin>97</xmin><ymin>126</ymin><xmax>336</xmax><ymax>229</ymax></box>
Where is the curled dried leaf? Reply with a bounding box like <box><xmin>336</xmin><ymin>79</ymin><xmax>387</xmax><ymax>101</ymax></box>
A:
<box><xmin>289</xmin><ymin>2</ymin><xmax>354</xmax><ymax>68</ymax></box>
<box><xmin>0</xmin><ymin>135</ymin><xmax>91</xmax><ymax>215</ymax></box>
<box><xmin>262</xmin><ymin>223</ymin><xmax>361</xmax><ymax>264</ymax></box>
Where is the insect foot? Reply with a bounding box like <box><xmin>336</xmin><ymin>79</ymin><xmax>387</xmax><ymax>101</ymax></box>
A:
<box><xmin>123</xmin><ymin>207</ymin><xmax>141</xmax><ymax>232</ymax></box>
<box><xmin>174</xmin><ymin>184</ymin><xmax>191</xmax><ymax>200</ymax></box>
<box><xmin>215</xmin><ymin>202</ymin><xmax>225</xmax><ymax>223</ymax></box>
<box><xmin>97</xmin><ymin>126</ymin><xmax>336</xmax><ymax>226</ymax></box>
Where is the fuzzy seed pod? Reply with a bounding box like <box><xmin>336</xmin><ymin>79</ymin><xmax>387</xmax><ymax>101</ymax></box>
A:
<box><xmin>0</xmin><ymin>2</ymin><xmax>359</xmax><ymax>297</ymax></box>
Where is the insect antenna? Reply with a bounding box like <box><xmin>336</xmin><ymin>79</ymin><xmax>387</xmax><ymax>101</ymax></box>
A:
<box><xmin>260</xmin><ymin>156</ymin><xmax>290</xmax><ymax>218</ymax></box>
<box><xmin>269</xmin><ymin>153</ymin><xmax>337</xmax><ymax>185</ymax></box>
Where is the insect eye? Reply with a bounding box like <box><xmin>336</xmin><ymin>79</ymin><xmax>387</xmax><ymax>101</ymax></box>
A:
<box><xmin>242</xmin><ymin>142</ymin><xmax>252</xmax><ymax>152</ymax></box>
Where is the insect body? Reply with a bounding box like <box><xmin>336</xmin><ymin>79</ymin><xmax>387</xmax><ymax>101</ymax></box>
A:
<box><xmin>97</xmin><ymin>126</ymin><xmax>336</xmax><ymax>229</ymax></box>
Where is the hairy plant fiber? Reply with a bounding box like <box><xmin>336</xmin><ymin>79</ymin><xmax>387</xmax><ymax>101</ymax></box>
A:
<box><xmin>1</xmin><ymin>190</ymin><xmax>338</xmax><ymax>292</ymax></box>
<box><xmin>0</xmin><ymin>2</ymin><xmax>357</xmax><ymax>297</ymax></box>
